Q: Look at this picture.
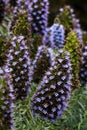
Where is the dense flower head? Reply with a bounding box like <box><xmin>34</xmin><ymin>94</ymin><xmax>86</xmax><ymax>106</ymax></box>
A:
<box><xmin>5</xmin><ymin>35</ymin><xmax>31</xmax><ymax>100</ymax></box>
<box><xmin>9</xmin><ymin>8</ymin><xmax>32</xmax><ymax>57</ymax></box>
<box><xmin>9</xmin><ymin>0</ymin><xmax>31</xmax><ymax>35</ymax></box>
<box><xmin>0</xmin><ymin>68</ymin><xmax>15</xmax><ymax>130</ymax></box>
<box><xmin>79</xmin><ymin>46</ymin><xmax>87</xmax><ymax>85</ymax></box>
<box><xmin>65</xmin><ymin>31</ymin><xmax>82</xmax><ymax>88</ymax></box>
<box><xmin>54</xmin><ymin>5</ymin><xmax>82</xmax><ymax>38</ymax></box>
<box><xmin>13</xmin><ymin>0</ymin><xmax>30</xmax><ymax>15</ymax></box>
<box><xmin>9</xmin><ymin>10</ymin><xmax>31</xmax><ymax>39</ymax></box>
<box><xmin>31</xmin><ymin>45</ymin><xmax>53</xmax><ymax>83</ymax></box>
<box><xmin>31</xmin><ymin>49</ymin><xmax>72</xmax><ymax>122</ymax></box>
<box><xmin>50</xmin><ymin>23</ymin><xmax>65</xmax><ymax>48</ymax></box>
<box><xmin>30</xmin><ymin>0</ymin><xmax>49</xmax><ymax>35</ymax></box>
<box><xmin>43</xmin><ymin>23</ymin><xmax>65</xmax><ymax>48</ymax></box>
<box><xmin>0</xmin><ymin>0</ymin><xmax>5</xmax><ymax>23</ymax></box>
<box><xmin>0</xmin><ymin>34</ymin><xmax>8</xmax><ymax>67</ymax></box>
<box><xmin>54</xmin><ymin>6</ymin><xmax>75</xmax><ymax>31</ymax></box>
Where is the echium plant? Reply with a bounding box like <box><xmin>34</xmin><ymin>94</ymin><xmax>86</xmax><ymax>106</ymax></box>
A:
<box><xmin>13</xmin><ymin>0</ymin><xmax>30</xmax><ymax>15</ymax></box>
<box><xmin>11</xmin><ymin>0</ymin><xmax>31</xmax><ymax>28</ymax></box>
<box><xmin>54</xmin><ymin>5</ymin><xmax>75</xmax><ymax>33</ymax></box>
<box><xmin>50</xmin><ymin>23</ymin><xmax>65</xmax><ymax>48</ymax></box>
<box><xmin>0</xmin><ymin>0</ymin><xmax>5</xmax><ymax>23</ymax></box>
<box><xmin>31</xmin><ymin>49</ymin><xmax>72</xmax><ymax>122</ymax></box>
<box><xmin>43</xmin><ymin>23</ymin><xmax>65</xmax><ymax>48</ymax></box>
<box><xmin>65</xmin><ymin>31</ymin><xmax>82</xmax><ymax>88</ymax></box>
<box><xmin>30</xmin><ymin>0</ymin><xmax>49</xmax><ymax>35</ymax></box>
<box><xmin>9</xmin><ymin>8</ymin><xmax>33</xmax><ymax>58</ymax></box>
<box><xmin>10</xmin><ymin>10</ymin><xmax>31</xmax><ymax>40</ymax></box>
<box><xmin>9</xmin><ymin>0</ymin><xmax>31</xmax><ymax>34</ymax></box>
<box><xmin>5</xmin><ymin>36</ymin><xmax>31</xmax><ymax>100</ymax></box>
<box><xmin>54</xmin><ymin>5</ymin><xmax>83</xmax><ymax>42</ymax></box>
<box><xmin>0</xmin><ymin>34</ymin><xmax>8</xmax><ymax>67</ymax></box>
<box><xmin>32</xmin><ymin>45</ymin><xmax>53</xmax><ymax>83</ymax></box>
<box><xmin>79</xmin><ymin>45</ymin><xmax>87</xmax><ymax>85</ymax></box>
<box><xmin>0</xmin><ymin>68</ymin><xmax>15</xmax><ymax>130</ymax></box>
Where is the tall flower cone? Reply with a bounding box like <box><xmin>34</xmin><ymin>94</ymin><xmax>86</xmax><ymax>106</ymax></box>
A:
<box><xmin>30</xmin><ymin>0</ymin><xmax>49</xmax><ymax>35</ymax></box>
<box><xmin>9</xmin><ymin>7</ymin><xmax>33</xmax><ymax>59</ymax></box>
<box><xmin>31</xmin><ymin>49</ymin><xmax>72</xmax><ymax>122</ymax></box>
<box><xmin>9</xmin><ymin>10</ymin><xmax>31</xmax><ymax>42</ymax></box>
<box><xmin>5</xmin><ymin>36</ymin><xmax>31</xmax><ymax>100</ymax></box>
<box><xmin>54</xmin><ymin>5</ymin><xmax>83</xmax><ymax>43</ymax></box>
<box><xmin>65</xmin><ymin>31</ymin><xmax>82</xmax><ymax>88</ymax></box>
<box><xmin>32</xmin><ymin>45</ymin><xmax>53</xmax><ymax>83</ymax></box>
<box><xmin>0</xmin><ymin>68</ymin><xmax>15</xmax><ymax>130</ymax></box>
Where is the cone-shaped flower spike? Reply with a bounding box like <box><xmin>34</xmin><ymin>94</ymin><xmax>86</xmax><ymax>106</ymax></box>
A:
<box><xmin>31</xmin><ymin>49</ymin><xmax>72</xmax><ymax>122</ymax></box>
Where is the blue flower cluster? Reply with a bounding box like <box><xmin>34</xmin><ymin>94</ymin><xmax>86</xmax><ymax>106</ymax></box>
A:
<box><xmin>30</xmin><ymin>0</ymin><xmax>49</xmax><ymax>35</ymax></box>
<box><xmin>43</xmin><ymin>24</ymin><xmax>65</xmax><ymax>48</ymax></box>
<box><xmin>31</xmin><ymin>49</ymin><xmax>72</xmax><ymax>122</ymax></box>
<box><xmin>50</xmin><ymin>23</ymin><xmax>65</xmax><ymax>48</ymax></box>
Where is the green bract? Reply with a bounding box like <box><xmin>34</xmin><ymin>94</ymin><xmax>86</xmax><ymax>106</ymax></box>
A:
<box><xmin>65</xmin><ymin>31</ymin><xmax>82</xmax><ymax>88</ymax></box>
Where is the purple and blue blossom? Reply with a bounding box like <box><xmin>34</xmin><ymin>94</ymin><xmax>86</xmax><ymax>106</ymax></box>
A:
<box><xmin>31</xmin><ymin>49</ymin><xmax>72</xmax><ymax>122</ymax></box>
<box><xmin>0</xmin><ymin>68</ymin><xmax>15</xmax><ymax>130</ymax></box>
<box><xmin>30</xmin><ymin>0</ymin><xmax>49</xmax><ymax>35</ymax></box>
<box><xmin>5</xmin><ymin>35</ymin><xmax>31</xmax><ymax>100</ymax></box>
<box><xmin>50</xmin><ymin>23</ymin><xmax>65</xmax><ymax>48</ymax></box>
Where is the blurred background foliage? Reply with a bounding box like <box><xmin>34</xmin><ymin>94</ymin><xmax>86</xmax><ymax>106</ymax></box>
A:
<box><xmin>49</xmin><ymin>0</ymin><xmax>87</xmax><ymax>30</ymax></box>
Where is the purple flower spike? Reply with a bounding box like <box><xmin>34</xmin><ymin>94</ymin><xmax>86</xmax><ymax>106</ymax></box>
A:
<box><xmin>5</xmin><ymin>36</ymin><xmax>31</xmax><ymax>100</ymax></box>
<box><xmin>0</xmin><ymin>68</ymin><xmax>15</xmax><ymax>130</ymax></box>
<box><xmin>31</xmin><ymin>45</ymin><xmax>53</xmax><ymax>83</ymax></box>
<box><xmin>31</xmin><ymin>49</ymin><xmax>72</xmax><ymax>122</ymax></box>
<box><xmin>30</xmin><ymin>0</ymin><xmax>49</xmax><ymax>35</ymax></box>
